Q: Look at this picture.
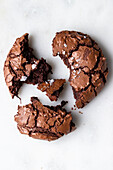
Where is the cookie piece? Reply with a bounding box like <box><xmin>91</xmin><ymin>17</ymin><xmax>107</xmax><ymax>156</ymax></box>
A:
<box><xmin>4</xmin><ymin>33</ymin><xmax>52</xmax><ymax>98</ymax></box>
<box><xmin>52</xmin><ymin>31</ymin><xmax>108</xmax><ymax>108</ymax></box>
<box><xmin>14</xmin><ymin>97</ymin><xmax>75</xmax><ymax>141</ymax></box>
<box><xmin>37</xmin><ymin>79</ymin><xmax>66</xmax><ymax>101</ymax></box>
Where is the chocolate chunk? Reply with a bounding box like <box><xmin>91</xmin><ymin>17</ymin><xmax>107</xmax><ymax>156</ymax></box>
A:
<box><xmin>52</xmin><ymin>31</ymin><xmax>108</xmax><ymax>108</ymax></box>
<box><xmin>14</xmin><ymin>97</ymin><xmax>75</xmax><ymax>141</ymax></box>
<box><xmin>37</xmin><ymin>79</ymin><xmax>66</xmax><ymax>101</ymax></box>
<box><xmin>4</xmin><ymin>33</ymin><xmax>52</xmax><ymax>98</ymax></box>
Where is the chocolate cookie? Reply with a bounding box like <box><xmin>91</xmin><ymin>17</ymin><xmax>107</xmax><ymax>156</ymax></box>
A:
<box><xmin>52</xmin><ymin>31</ymin><xmax>108</xmax><ymax>108</ymax></box>
<box><xmin>14</xmin><ymin>97</ymin><xmax>75</xmax><ymax>141</ymax></box>
<box><xmin>37</xmin><ymin>79</ymin><xmax>66</xmax><ymax>101</ymax></box>
<box><xmin>4</xmin><ymin>33</ymin><xmax>52</xmax><ymax>98</ymax></box>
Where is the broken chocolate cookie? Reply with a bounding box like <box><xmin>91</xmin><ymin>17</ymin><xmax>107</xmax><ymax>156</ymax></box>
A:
<box><xmin>52</xmin><ymin>31</ymin><xmax>108</xmax><ymax>108</ymax></box>
<box><xmin>4</xmin><ymin>33</ymin><xmax>52</xmax><ymax>98</ymax></box>
<box><xmin>14</xmin><ymin>97</ymin><xmax>75</xmax><ymax>141</ymax></box>
<box><xmin>37</xmin><ymin>79</ymin><xmax>66</xmax><ymax>101</ymax></box>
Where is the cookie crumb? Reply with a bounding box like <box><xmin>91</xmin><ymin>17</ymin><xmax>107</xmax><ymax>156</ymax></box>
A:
<box><xmin>79</xmin><ymin>111</ymin><xmax>83</xmax><ymax>114</ymax></box>
<box><xmin>71</xmin><ymin>105</ymin><xmax>76</xmax><ymax>110</ymax></box>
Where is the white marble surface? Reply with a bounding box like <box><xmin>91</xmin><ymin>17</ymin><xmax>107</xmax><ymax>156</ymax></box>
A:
<box><xmin>0</xmin><ymin>0</ymin><xmax>113</xmax><ymax>170</ymax></box>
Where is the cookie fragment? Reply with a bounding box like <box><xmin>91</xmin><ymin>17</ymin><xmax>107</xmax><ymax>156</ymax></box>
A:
<box><xmin>37</xmin><ymin>79</ymin><xmax>66</xmax><ymax>101</ymax></box>
<box><xmin>4</xmin><ymin>33</ymin><xmax>52</xmax><ymax>98</ymax></box>
<box><xmin>14</xmin><ymin>97</ymin><xmax>75</xmax><ymax>141</ymax></box>
<box><xmin>52</xmin><ymin>31</ymin><xmax>108</xmax><ymax>108</ymax></box>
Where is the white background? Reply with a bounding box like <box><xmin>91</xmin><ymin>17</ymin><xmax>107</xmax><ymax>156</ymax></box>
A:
<box><xmin>0</xmin><ymin>0</ymin><xmax>113</xmax><ymax>170</ymax></box>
